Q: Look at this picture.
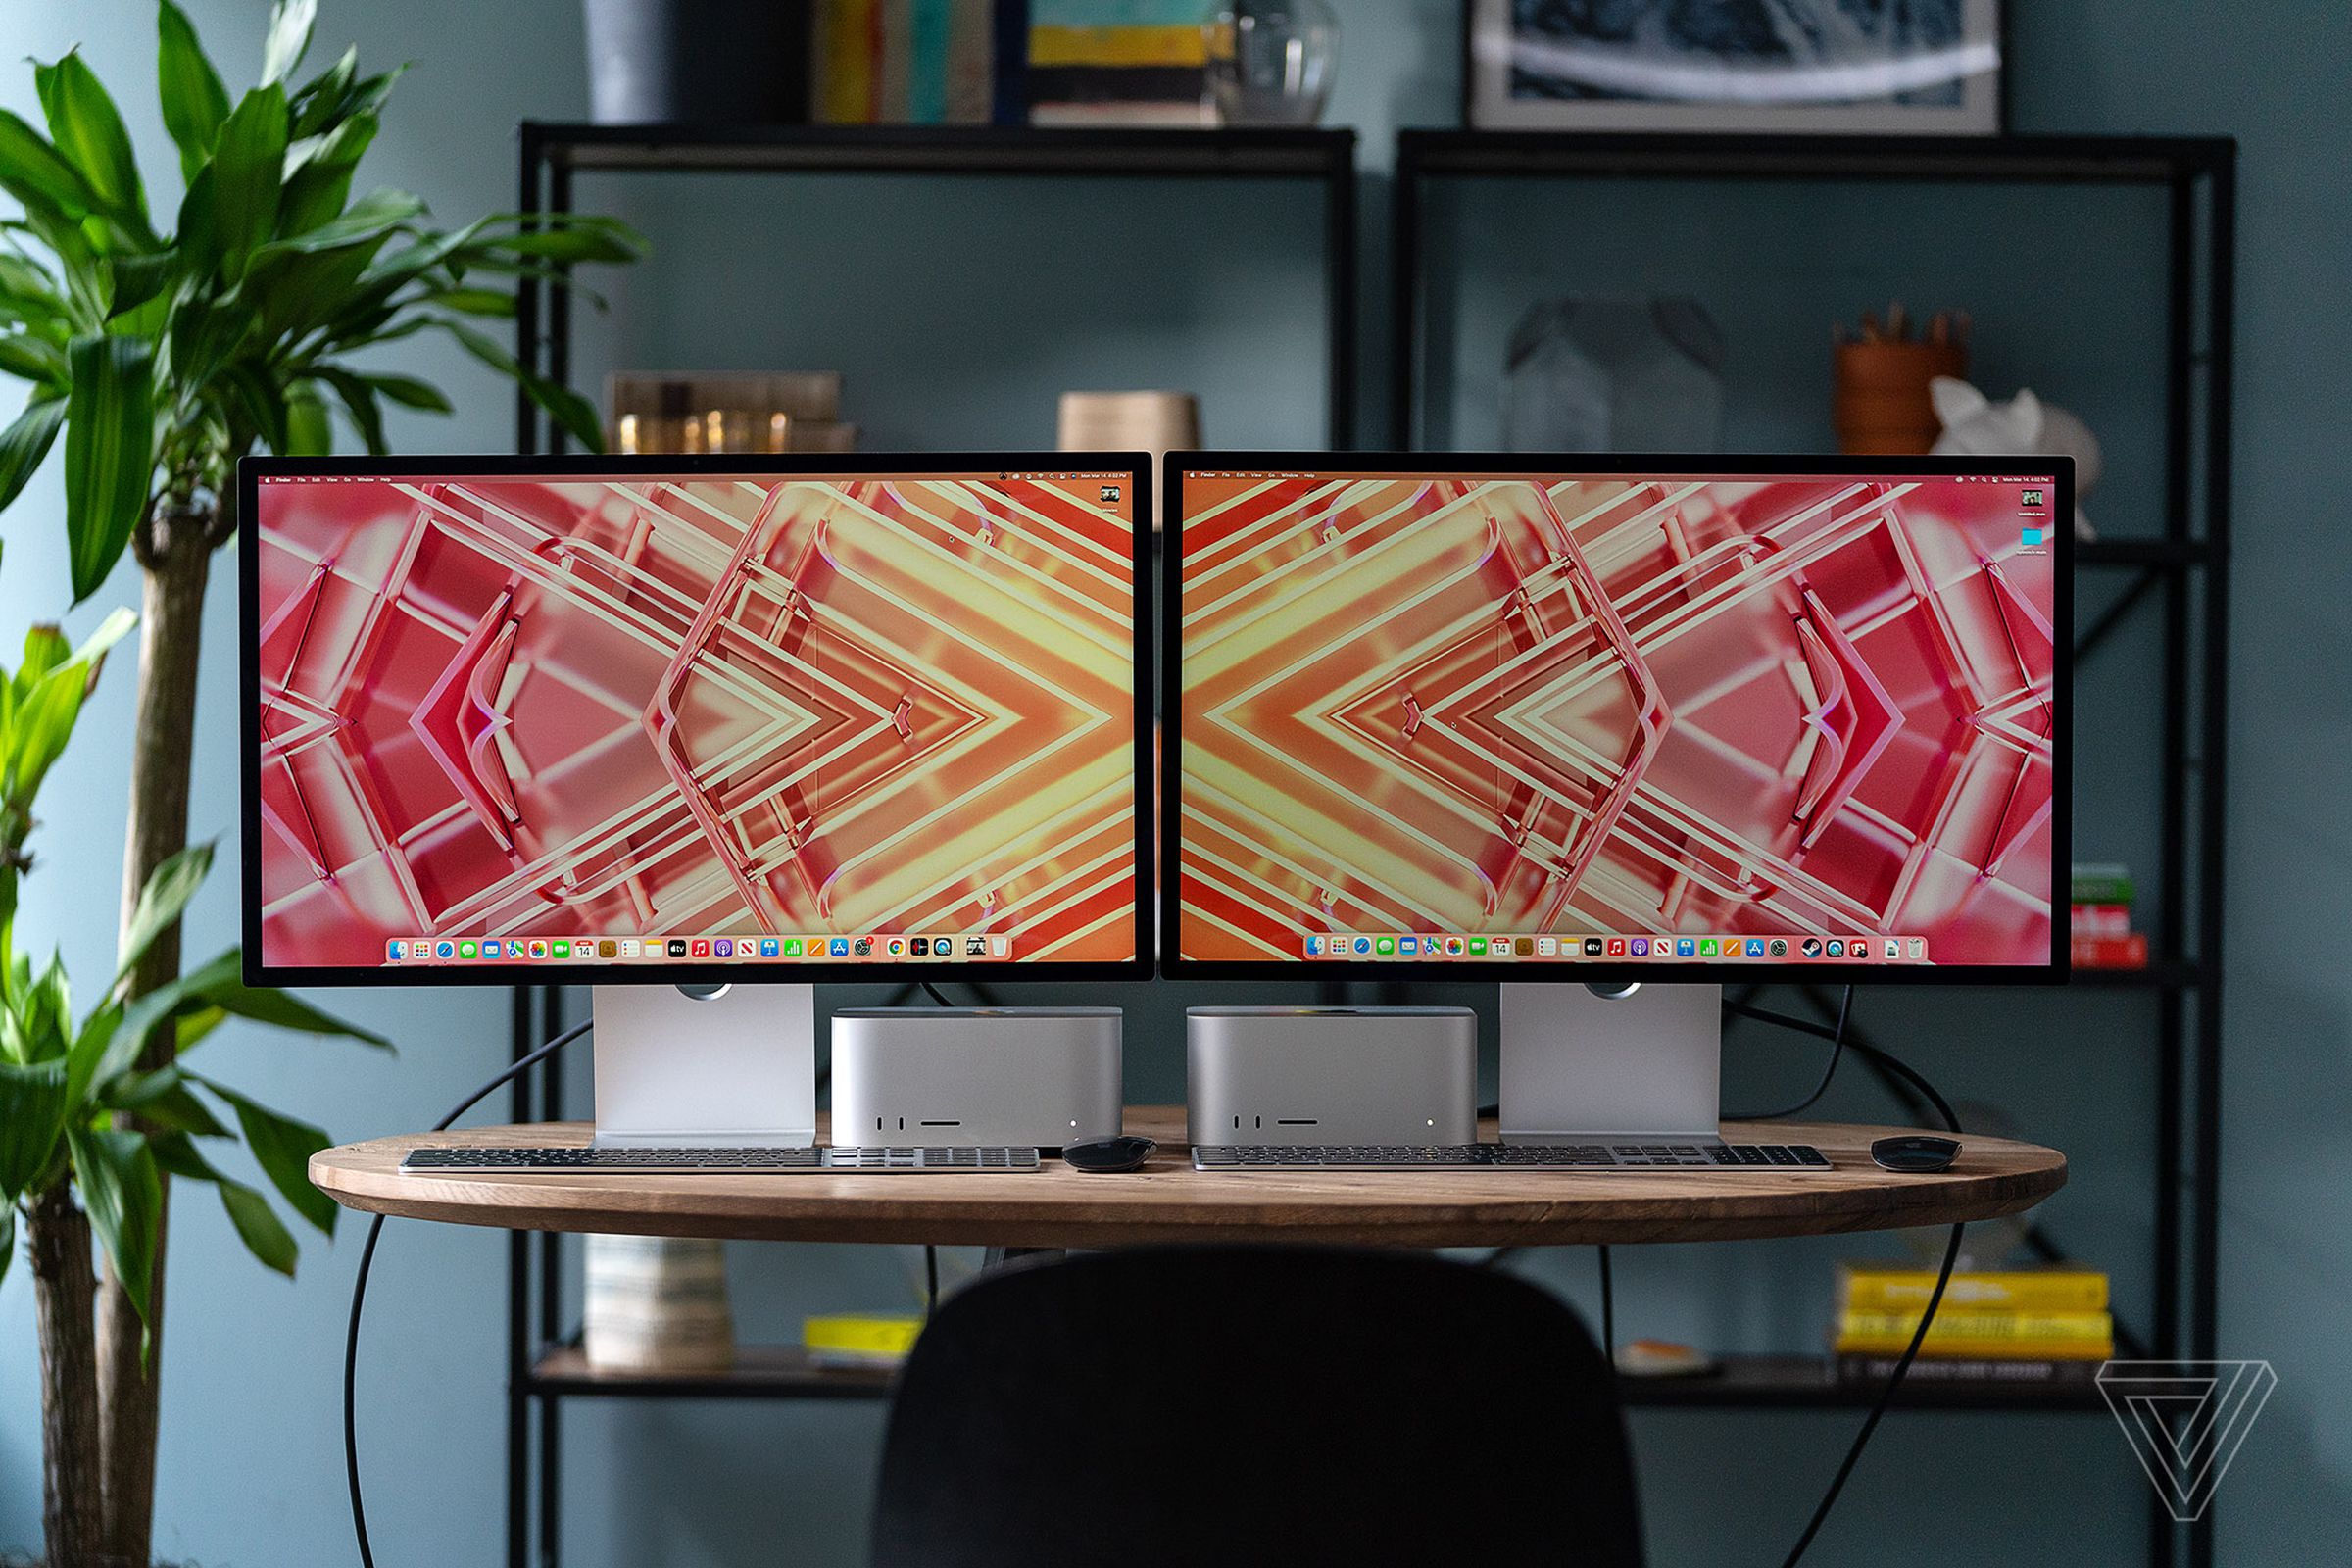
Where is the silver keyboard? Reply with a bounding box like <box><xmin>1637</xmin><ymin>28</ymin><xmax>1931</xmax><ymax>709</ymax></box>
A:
<box><xmin>1192</xmin><ymin>1141</ymin><xmax>1833</xmax><ymax>1171</ymax></box>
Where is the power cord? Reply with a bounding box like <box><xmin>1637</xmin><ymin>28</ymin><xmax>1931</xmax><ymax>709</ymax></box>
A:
<box><xmin>1722</xmin><ymin>1000</ymin><xmax>1965</xmax><ymax>1568</ymax></box>
<box><xmin>1728</xmin><ymin>985</ymin><xmax>1853</xmax><ymax>1121</ymax></box>
<box><xmin>346</xmin><ymin>1015</ymin><xmax>596</xmax><ymax>1568</ymax></box>
<box><xmin>1489</xmin><ymin>990</ymin><xmax>1965</xmax><ymax>1567</ymax></box>
<box><xmin>1596</xmin><ymin>1244</ymin><xmax>1614</xmax><ymax>1377</ymax></box>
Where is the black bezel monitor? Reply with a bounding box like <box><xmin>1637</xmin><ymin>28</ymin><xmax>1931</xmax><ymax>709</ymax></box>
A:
<box><xmin>241</xmin><ymin>452</ymin><xmax>1154</xmax><ymax>987</ymax></box>
<box><xmin>1159</xmin><ymin>452</ymin><xmax>2072</xmax><ymax>986</ymax></box>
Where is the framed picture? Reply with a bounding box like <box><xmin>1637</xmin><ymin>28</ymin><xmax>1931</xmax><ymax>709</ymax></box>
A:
<box><xmin>1463</xmin><ymin>0</ymin><xmax>2005</xmax><ymax>135</ymax></box>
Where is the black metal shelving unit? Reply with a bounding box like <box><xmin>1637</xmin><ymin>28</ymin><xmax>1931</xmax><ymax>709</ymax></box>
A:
<box><xmin>1393</xmin><ymin>130</ymin><xmax>2235</xmax><ymax>1568</ymax></box>
<box><xmin>514</xmin><ymin>121</ymin><xmax>1360</xmax><ymax>453</ymax></box>
<box><xmin>497</xmin><ymin>124</ymin><xmax>2233</xmax><ymax>1568</ymax></box>
<box><xmin>500</xmin><ymin>121</ymin><xmax>1359</xmax><ymax>1568</ymax></box>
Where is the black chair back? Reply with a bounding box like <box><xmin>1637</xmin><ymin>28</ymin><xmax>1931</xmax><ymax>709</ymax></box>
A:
<box><xmin>870</xmin><ymin>1246</ymin><xmax>1643</xmax><ymax>1567</ymax></box>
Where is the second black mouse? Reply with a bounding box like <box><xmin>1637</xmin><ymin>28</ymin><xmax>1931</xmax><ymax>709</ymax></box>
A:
<box><xmin>1061</xmin><ymin>1136</ymin><xmax>1157</xmax><ymax>1173</ymax></box>
<box><xmin>1872</xmin><ymin>1135</ymin><xmax>1962</xmax><ymax>1173</ymax></box>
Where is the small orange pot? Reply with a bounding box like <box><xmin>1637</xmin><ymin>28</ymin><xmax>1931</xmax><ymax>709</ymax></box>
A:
<box><xmin>1834</xmin><ymin>340</ymin><xmax>1969</xmax><ymax>455</ymax></box>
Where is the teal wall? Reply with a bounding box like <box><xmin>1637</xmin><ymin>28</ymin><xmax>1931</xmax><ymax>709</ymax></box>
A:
<box><xmin>1</xmin><ymin>1</ymin><xmax>2344</xmax><ymax>1563</ymax></box>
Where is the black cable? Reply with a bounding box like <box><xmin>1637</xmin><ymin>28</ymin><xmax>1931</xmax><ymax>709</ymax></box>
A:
<box><xmin>919</xmin><ymin>980</ymin><xmax>956</xmax><ymax>1008</ymax></box>
<box><xmin>346</xmin><ymin>1015</ymin><xmax>597</xmax><ymax>1568</ymax></box>
<box><xmin>1727</xmin><ymin>985</ymin><xmax>1853</xmax><ymax>1121</ymax></box>
<box><xmin>1779</xmin><ymin>1220</ymin><xmax>1966</xmax><ymax>1568</ymax></box>
<box><xmin>925</xmin><ymin>1244</ymin><xmax>940</xmax><ymax>1316</ymax></box>
<box><xmin>1722</xmin><ymin>998</ymin><xmax>1961</xmax><ymax>1134</ymax></box>
<box><xmin>1596</xmin><ymin>1244</ymin><xmax>1615</xmax><ymax>1377</ymax></box>
<box><xmin>1748</xmin><ymin>1019</ymin><xmax>1965</xmax><ymax>1568</ymax></box>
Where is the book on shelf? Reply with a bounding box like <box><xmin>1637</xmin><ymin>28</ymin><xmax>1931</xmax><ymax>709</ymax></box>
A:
<box><xmin>816</xmin><ymin>0</ymin><xmax>1003</xmax><ymax>124</ymax></box>
<box><xmin>804</xmin><ymin>1312</ymin><xmax>922</xmax><ymax>1368</ymax></box>
<box><xmin>1024</xmin><ymin>0</ymin><xmax>1211</xmax><ymax>126</ymax></box>
<box><xmin>2070</xmin><ymin>861</ymin><xmax>2137</xmax><ymax>906</ymax></box>
<box><xmin>1834</xmin><ymin>1354</ymin><xmax>2102</xmax><ymax>1387</ymax></box>
<box><xmin>1837</xmin><ymin>1261</ymin><xmax>2109</xmax><ymax>1313</ymax></box>
<box><xmin>2072</xmin><ymin>931</ymin><xmax>2150</xmax><ymax>970</ymax></box>
<box><xmin>1834</xmin><ymin>1306</ymin><xmax>2115</xmax><ymax>1360</ymax></box>
<box><xmin>2070</xmin><ymin>902</ymin><xmax>2133</xmax><ymax>937</ymax></box>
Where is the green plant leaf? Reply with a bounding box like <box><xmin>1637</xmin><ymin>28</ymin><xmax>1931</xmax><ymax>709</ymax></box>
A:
<box><xmin>261</xmin><ymin>0</ymin><xmax>318</xmax><ymax>85</ymax></box>
<box><xmin>249</xmin><ymin>237</ymin><xmax>380</xmax><ymax>346</ymax></box>
<box><xmin>5</xmin><ymin>660</ymin><xmax>96</xmax><ymax>814</ymax></box>
<box><xmin>147</xmin><ymin>1130</ymin><xmax>300</xmax><ymax>1277</ymax></box>
<box><xmin>157</xmin><ymin>0</ymin><xmax>232</xmax><ymax>182</ymax></box>
<box><xmin>0</xmin><ymin>1056</ymin><xmax>69</xmax><ymax>1196</ymax></box>
<box><xmin>216</xmin><ymin>361</ymin><xmax>289</xmax><ymax>455</ymax></box>
<box><xmin>174</xmin><ymin>948</ymin><xmax>392</xmax><ymax>1050</ymax></box>
<box><xmin>106</xmin><ymin>250</ymin><xmax>176</xmax><ymax>321</ymax></box>
<box><xmin>213</xmin><ymin>1169</ymin><xmax>298</xmax><ymax>1274</ymax></box>
<box><xmin>32</xmin><ymin>52</ymin><xmax>147</xmax><ymax>233</ymax></box>
<box><xmin>117</xmin><ymin>841</ymin><xmax>213</xmax><ymax>990</ymax></box>
<box><xmin>206</xmin><ymin>84</ymin><xmax>288</xmax><ymax>281</ymax></box>
<box><xmin>312</xmin><ymin>367</ymin><xmax>383</xmax><ymax>455</ymax></box>
<box><xmin>189</xmin><ymin>1073</ymin><xmax>336</xmax><ymax>1234</ymax></box>
<box><xmin>17</xmin><ymin>621</ymin><xmax>70</xmax><ymax>686</ymax></box>
<box><xmin>61</xmin><ymin>334</ymin><xmax>154</xmax><ymax>602</ymax></box>
<box><xmin>0</xmin><ymin>395</ymin><xmax>66</xmax><ymax>512</ymax></box>
<box><xmin>283</xmin><ymin>379</ymin><xmax>332</xmax><ymax>456</ymax></box>
<box><xmin>360</xmin><ymin>371</ymin><xmax>452</xmax><ymax>413</ymax></box>
<box><xmin>489</xmin><ymin>224</ymin><xmax>645</xmax><ymax>265</ymax></box>
<box><xmin>0</xmin><ymin>1204</ymin><xmax>14</xmax><ymax>1293</ymax></box>
<box><xmin>276</xmin><ymin>112</ymin><xmax>376</xmax><ymax>236</ymax></box>
<box><xmin>431</xmin><ymin>318</ymin><xmax>603</xmax><ymax>450</ymax></box>
<box><xmin>346</xmin><ymin>63</ymin><xmax>408</xmax><ymax>121</ymax></box>
<box><xmin>66</xmin><ymin>1123</ymin><xmax>162</xmax><ymax>1322</ymax></box>
<box><xmin>288</xmin><ymin>44</ymin><xmax>357</xmax><ymax>139</ymax></box>
<box><xmin>253</xmin><ymin>185</ymin><xmax>422</xmax><ymax>259</ymax></box>
<box><xmin>104</xmin><ymin>1065</ymin><xmax>231</xmax><ymax>1138</ymax></box>
<box><xmin>0</xmin><ymin>251</ymin><xmax>70</xmax><ymax>338</ymax></box>
<box><xmin>0</xmin><ymin>108</ymin><xmax>98</xmax><ymax>223</ymax></box>
<box><xmin>419</xmin><ymin>287</ymin><xmax>512</xmax><ymax>318</ymax></box>
<box><xmin>69</xmin><ymin>603</ymin><xmax>135</xmax><ymax>666</ymax></box>
<box><xmin>0</xmin><ymin>333</ymin><xmax>68</xmax><ymax>384</ymax></box>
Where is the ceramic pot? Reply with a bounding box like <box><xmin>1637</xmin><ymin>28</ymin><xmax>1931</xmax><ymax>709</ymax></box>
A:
<box><xmin>1834</xmin><ymin>339</ymin><xmax>1969</xmax><ymax>455</ymax></box>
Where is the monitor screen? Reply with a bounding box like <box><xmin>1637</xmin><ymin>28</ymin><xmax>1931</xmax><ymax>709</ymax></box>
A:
<box><xmin>1166</xmin><ymin>459</ymin><xmax>2067</xmax><ymax>977</ymax></box>
<box><xmin>243</xmin><ymin>458</ymin><xmax>1150</xmax><ymax>981</ymax></box>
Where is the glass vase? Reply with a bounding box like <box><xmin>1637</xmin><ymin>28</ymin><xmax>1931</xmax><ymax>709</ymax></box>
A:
<box><xmin>1202</xmin><ymin>0</ymin><xmax>1342</xmax><ymax>126</ymax></box>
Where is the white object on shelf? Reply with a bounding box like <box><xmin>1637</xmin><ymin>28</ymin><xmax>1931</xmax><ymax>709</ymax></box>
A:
<box><xmin>1931</xmin><ymin>377</ymin><xmax>2104</xmax><ymax>542</ymax></box>
<box><xmin>583</xmin><ymin>1234</ymin><xmax>736</xmax><ymax>1374</ymax></box>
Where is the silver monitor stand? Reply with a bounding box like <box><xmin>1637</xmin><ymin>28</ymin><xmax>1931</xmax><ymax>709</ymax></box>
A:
<box><xmin>589</xmin><ymin>983</ymin><xmax>817</xmax><ymax>1149</ymax></box>
<box><xmin>1498</xmin><ymin>982</ymin><xmax>1725</xmax><ymax>1145</ymax></box>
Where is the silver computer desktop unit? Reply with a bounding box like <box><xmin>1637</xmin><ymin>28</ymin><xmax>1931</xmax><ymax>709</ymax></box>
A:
<box><xmin>1162</xmin><ymin>453</ymin><xmax>2072</xmax><ymax>1150</ymax></box>
<box><xmin>240</xmin><ymin>453</ymin><xmax>1154</xmax><ymax>1154</ymax></box>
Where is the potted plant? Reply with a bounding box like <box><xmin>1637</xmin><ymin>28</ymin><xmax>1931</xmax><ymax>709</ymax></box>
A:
<box><xmin>0</xmin><ymin>4</ymin><xmax>642</xmax><ymax>1563</ymax></box>
<box><xmin>0</xmin><ymin>600</ymin><xmax>389</xmax><ymax>1568</ymax></box>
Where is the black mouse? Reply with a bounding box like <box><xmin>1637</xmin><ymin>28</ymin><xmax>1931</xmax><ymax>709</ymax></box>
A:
<box><xmin>1872</xmin><ymin>1135</ymin><xmax>1961</xmax><ymax>1173</ymax></box>
<box><xmin>1061</xmin><ymin>1136</ymin><xmax>1157</xmax><ymax>1173</ymax></box>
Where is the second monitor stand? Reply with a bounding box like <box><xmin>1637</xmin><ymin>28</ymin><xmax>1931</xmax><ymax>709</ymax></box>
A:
<box><xmin>1497</xmin><ymin>982</ymin><xmax>1726</xmax><ymax>1144</ymax></box>
<box><xmin>588</xmin><ymin>983</ymin><xmax>817</xmax><ymax>1149</ymax></box>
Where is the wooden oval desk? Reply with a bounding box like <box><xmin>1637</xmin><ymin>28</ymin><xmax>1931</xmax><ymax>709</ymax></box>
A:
<box><xmin>312</xmin><ymin>1107</ymin><xmax>2064</xmax><ymax>1249</ymax></box>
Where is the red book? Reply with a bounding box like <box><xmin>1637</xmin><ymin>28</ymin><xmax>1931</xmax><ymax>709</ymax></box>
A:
<box><xmin>2070</xmin><ymin>903</ymin><xmax>2132</xmax><ymax>936</ymax></box>
<box><xmin>2071</xmin><ymin>932</ymin><xmax>2149</xmax><ymax>970</ymax></box>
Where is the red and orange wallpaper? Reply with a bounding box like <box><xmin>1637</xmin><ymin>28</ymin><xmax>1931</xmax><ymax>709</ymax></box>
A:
<box><xmin>253</xmin><ymin>472</ymin><xmax>1139</xmax><ymax>968</ymax></box>
<box><xmin>1174</xmin><ymin>471</ymin><xmax>2059</xmax><ymax>966</ymax></box>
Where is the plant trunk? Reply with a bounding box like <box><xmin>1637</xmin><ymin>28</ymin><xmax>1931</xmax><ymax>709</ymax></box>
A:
<box><xmin>94</xmin><ymin>522</ymin><xmax>213</xmax><ymax>1568</ymax></box>
<box><xmin>27</xmin><ymin>1180</ymin><xmax>107</xmax><ymax>1568</ymax></box>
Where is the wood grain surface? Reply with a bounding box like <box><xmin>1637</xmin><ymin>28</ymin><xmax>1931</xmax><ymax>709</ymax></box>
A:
<box><xmin>310</xmin><ymin>1108</ymin><xmax>2063</xmax><ymax>1249</ymax></box>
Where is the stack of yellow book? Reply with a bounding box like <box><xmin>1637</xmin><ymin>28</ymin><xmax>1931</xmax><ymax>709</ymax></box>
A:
<box><xmin>1831</xmin><ymin>1261</ymin><xmax>2113</xmax><ymax>1386</ymax></box>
